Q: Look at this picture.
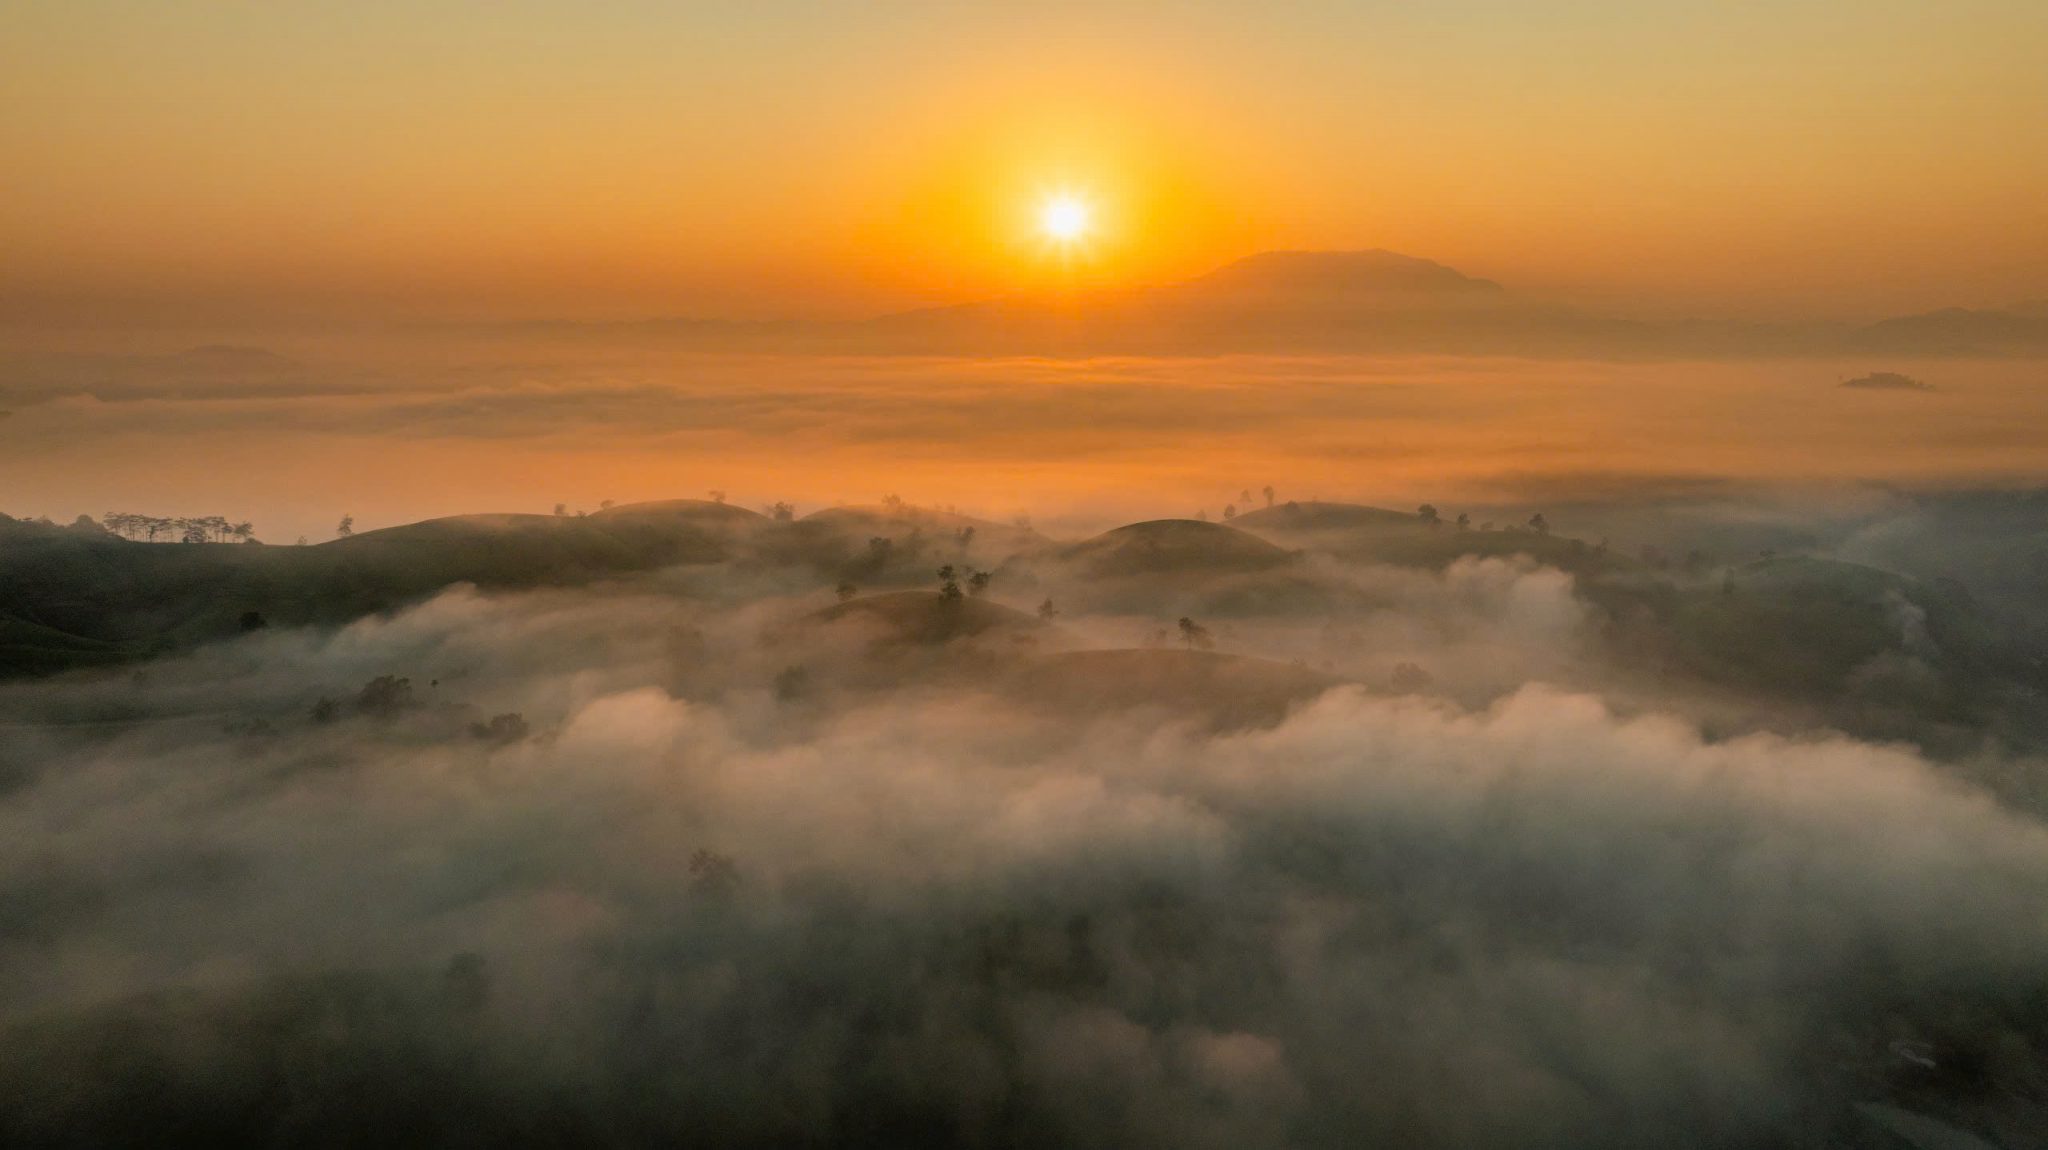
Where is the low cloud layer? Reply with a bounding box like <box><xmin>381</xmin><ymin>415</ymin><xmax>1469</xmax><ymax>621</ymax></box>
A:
<box><xmin>6</xmin><ymin>344</ymin><xmax>2047</xmax><ymax>544</ymax></box>
<box><xmin>7</xmin><ymin>570</ymin><xmax>2048</xmax><ymax>1146</ymax></box>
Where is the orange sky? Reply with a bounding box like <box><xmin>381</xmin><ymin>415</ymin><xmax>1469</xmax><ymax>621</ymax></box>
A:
<box><xmin>3</xmin><ymin>2</ymin><xmax>2045</xmax><ymax>323</ymax></box>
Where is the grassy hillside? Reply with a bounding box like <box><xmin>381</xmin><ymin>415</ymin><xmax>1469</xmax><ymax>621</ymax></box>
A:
<box><xmin>1233</xmin><ymin>500</ymin><xmax>1628</xmax><ymax>575</ymax></box>
<box><xmin>0</xmin><ymin>506</ymin><xmax>754</xmax><ymax>678</ymax></box>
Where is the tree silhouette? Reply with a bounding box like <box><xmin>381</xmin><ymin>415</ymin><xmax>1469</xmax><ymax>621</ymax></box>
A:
<box><xmin>967</xmin><ymin>570</ymin><xmax>990</xmax><ymax>597</ymax></box>
<box><xmin>1177</xmin><ymin>617</ymin><xmax>1214</xmax><ymax>650</ymax></box>
<box><xmin>1262</xmin><ymin>485</ymin><xmax>1275</xmax><ymax>508</ymax></box>
<box><xmin>1223</xmin><ymin>503</ymin><xmax>1237</xmax><ymax>520</ymax></box>
<box><xmin>688</xmin><ymin>849</ymin><xmax>740</xmax><ymax>897</ymax></box>
<box><xmin>1037</xmin><ymin>598</ymin><xmax>1059</xmax><ymax>621</ymax></box>
<box><xmin>708</xmin><ymin>489</ymin><xmax>726</xmax><ymax>504</ymax></box>
<box><xmin>769</xmin><ymin>501</ymin><xmax>795</xmax><ymax>521</ymax></box>
<box><xmin>336</xmin><ymin>514</ymin><xmax>354</xmax><ymax>538</ymax></box>
<box><xmin>1417</xmin><ymin>504</ymin><xmax>1441</xmax><ymax>526</ymax></box>
<box><xmin>1528</xmin><ymin>513</ymin><xmax>1550</xmax><ymax>535</ymax></box>
<box><xmin>835</xmin><ymin>581</ymin><xmax>858</xmax><ymax>602</ymax></box>
<box><xmin>1390</xmin><ymin>662</ymin><xmax>1434</xmax><ymax>693</ymax></box>
<box><xmin>937</xmin><ymin>565</ymin><xmax>961</xmax><ymax>600</ymax></box>
<box><xmin>470</xmin><ymin>713</ymin><xmax>530</xmax><ymax>746</ymax></box>
<box><xmin>354</xmin><ymin>674</ymin><xmax>414</xmax><ymax>718</ymax></box>
<box><xmin>1455</xmin><ymin>513</ymin><xmax>1470</xmax><ymax>531</ymax></box>
<box><xmin>554</xmin><ymin>503</ymin><xmax>568</xmax><ymax>517</ymax></box>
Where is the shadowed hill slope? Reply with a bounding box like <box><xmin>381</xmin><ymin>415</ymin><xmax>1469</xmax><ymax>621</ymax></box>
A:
<box><xmin>1234</xmin><ymin>500</ymin><xmax>1625</xmax><ymax>575</ymax></box>
<box><xmin>1057</xmin><ymin>519</ymin><xmax>1294</xmax><ymax>577</ymax></box>
<box><xmin>805</xmin><ymin>590</ymin><xmax>1049</xmax><ymax>647</ymax></box>
<box><xmin>0</xmin><ymin>503</ymin><xmax>757</xmax><ymax>677</ymax></box>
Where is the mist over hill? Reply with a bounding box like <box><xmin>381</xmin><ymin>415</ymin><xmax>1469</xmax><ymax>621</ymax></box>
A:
<box><xmin>7</xmin><ymin>484</ymin><xmax>2048</xmax><ymax>1146</ymax></box>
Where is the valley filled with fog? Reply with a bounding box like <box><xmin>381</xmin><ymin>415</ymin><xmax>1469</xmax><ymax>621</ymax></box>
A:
<box><xmin>6</xmin><ymin>482</ymin><xmax>2048</xmax><ymax>1147</ymax></box>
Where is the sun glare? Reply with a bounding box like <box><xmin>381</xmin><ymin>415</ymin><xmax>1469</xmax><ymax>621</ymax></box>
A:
<box><xmin>1039</xmin><ymin>194</ymin><xmax>1091</xmax><ymax>243</ymax></box>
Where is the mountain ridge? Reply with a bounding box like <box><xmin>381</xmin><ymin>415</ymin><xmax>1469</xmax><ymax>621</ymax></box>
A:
<box><xmin>460</xmin><ymin>249</ymin><xmax>2048</xmax><ymax>358</ymax></box>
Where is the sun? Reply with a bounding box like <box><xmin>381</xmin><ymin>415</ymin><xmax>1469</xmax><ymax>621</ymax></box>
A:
<box><xmin>1038</xmin><ymin>194</ymin><xmax>1092</xmax><ymax>243</ymax></box>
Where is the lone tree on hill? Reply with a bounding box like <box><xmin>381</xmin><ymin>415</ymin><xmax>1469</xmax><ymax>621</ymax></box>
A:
<box><xmin>937</xmin><ymin>565</ymin><xmax>962</xmax><ymax>600</ymax></box>
<box><xmin>1177</xmin><ymin>617</ymin><xmax>1214</xmax><ymax>651</ymax></box>
<box><xmin>1262</xmin><ymin>485</ymin><xmax>1275</xmax><ymax>508</ymax></box>
<box><xmin>1037</xmin><ymin>598</ymin><xmax>1059</xmax><ymax>621</ymax></box>
<box><xmin>336</xmin><ymin>514</ymin><xmax>354</xmax><ymax>538</ymax></box>
<box><xmin>1418</xmin><ymin>504</ymin><xmax>1441</xmax><ymax>526</ymax></box>
<box><xmin>1528</xmin><ymin>512</ymin><xmax>1550</xmax><ymax>535</ymax></box>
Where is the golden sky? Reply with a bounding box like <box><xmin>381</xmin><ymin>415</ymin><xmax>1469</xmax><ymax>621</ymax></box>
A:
<box><xmin>3</xmin><ymin>1</ymin><xmax>2045</xmax><ymax>322</ymax></box>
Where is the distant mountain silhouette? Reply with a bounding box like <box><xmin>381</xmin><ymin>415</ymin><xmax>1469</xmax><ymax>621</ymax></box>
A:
<box><xmin>475</xmin><ymin>252</ymin><xmax>2048</xmax><ymax>359</ymax></box>
<box><xmin>1171</xmin><ymin>249</ymin><xmax>1506</xmax><ymax>303</ymax></box>
<box><xmin>1855</xmin><ymin>308</ymin><xmax>2048</xmax><ymax>356</ymax></box>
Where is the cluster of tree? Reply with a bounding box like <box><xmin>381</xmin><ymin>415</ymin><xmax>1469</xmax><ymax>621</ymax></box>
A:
<box><xmin>936</xmin><ymin>564</ymin><xmax>990</xmax><ymax>601</ymax></box>
<box><xmin>1220</xmin><ymin>486</ymin><xmax>1278</xmax><ymax>521</ymax></box>
<box><xmin>1415</xmin><ymin>505</ymin><xmax>1549</xmax><ymax>535</ymax></box>
<box><xmin>311</xmin><ymin>674</ymin><xmax>417</xmax><ymax>723</ymax></box>
<box><xmin>688</xmin><ymin>848</ymin><xmax>740</xmax><ymax>897</ymax></box>
<box><xmin>853</xmin><ymin>525</ymin><xmax>959</xmax><ymax>581</ymax></box>
<box><xmin>550</xmin><ymin>501</ymin><xmax>618</xmax><ymax>517</ymax></box>
<box><xmin>102</xmin><ymin>512</ymin><xmax>255</xmax><ymax>544</ymax></box>
<box><xmin>469</xmin><ymin>712</ymin><xmax>530</xmax><ymax>746</ymax></box>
